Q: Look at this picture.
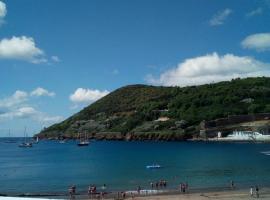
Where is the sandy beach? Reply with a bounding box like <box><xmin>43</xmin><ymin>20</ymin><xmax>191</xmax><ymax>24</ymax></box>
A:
<box><xmin>1</xmin><ymin>188</ymin><xmax>270</xmax><ymax>200</ymax></box>
<box><xmin>131</xmin><ymin>190</ymin><xmax>267</xmax><ymax>200</ymax></box>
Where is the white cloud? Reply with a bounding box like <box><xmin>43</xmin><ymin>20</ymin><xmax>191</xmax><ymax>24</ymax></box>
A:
<box><xmin>31</xmin><ymin>87</ymin><xmax>55</xmax><ymax>97</ymax></box>
<box><xmin>0</xmin><ymin>106</ymin><xmax>36</xmax><ymax>120</ymax></box>
<box><xmin>0</xmin><ymin>106</ymin><xmax>63</xmax><ymax>124</ymax></box>
<box><xmin>146</xmin><ymin>52</ymin><xmax>270</xmax><ymax>86</ymax></box>
<box><xmin>246</xmin><ymin>7</ymin><xmax>263</xmax><ymax>17</ymax></box>
<box><xmin>0</xmin><ymin>89</ymin><xmax>62</xmax><ymax>125</ymax></box>
<box><xmin>209</xmin><ymin>8</ymin><xmax>232</xmax><ymax>26</ymax></box>
<box><xmin>241</xmin><ymin>33</ymin><xmax>270</xmax><ymax>51</ymax></box>
<box><xmin>0</xmin><ymin>1</ymin><xmax>6</xmax><ymax>18</ymax></box>
<box><xmin>70</xmin><ymin>88</ymin><xmax>109</xmax><ymax>104</ymax></box>
<box><xmin>51</xmin><ymin>55</ymin><xmax>60</xmax><ymax>62</ymax></box>
<box><xmin>0</xmin><ymin>90</ymin><xmax>28</xmax><ymax>108</ymax></box>
<box><xmin>0</xmin><ymin>36</ymin><xmax>47</xmax><ymax>63</ymax></box>
<box><xmin>0</xmin><ymin>1</ymin><xmax>7</xmax><ymax>26</ymax></box>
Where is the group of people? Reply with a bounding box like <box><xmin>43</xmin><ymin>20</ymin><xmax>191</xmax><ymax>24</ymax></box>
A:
<box><xmin>250</xmin><ymin>186</ymin><xmax>260</xmax><ymax>198</ymax></box>
<box><xmin>179</xmin><ymin>182</ymin><xmax>188</xmax><ymax>193</ymax></box>
<box><xmin>68</xmin><ymin>181</ymin><xmax>263</xmax><ymax>199</ymax></box>
<box><xmin>68</xmin><ymin>184</ymin><xmax>107</xmax><ymax>199</ymax></box>
<box><xmin>150</xmin><ymin>180</ymin><xmax>167</xmax><ymax>189</ymax></box>
<box><xmin>68</xmin><ymin>185</ymin><xmax>76</xmax><ymax>198</ymax></box>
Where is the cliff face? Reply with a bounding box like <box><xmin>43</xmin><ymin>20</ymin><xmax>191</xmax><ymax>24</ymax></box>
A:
<box><xmin>37</xmin><ymin>77</ymin><xmax>270</xmax><ymax>140</ymax></box>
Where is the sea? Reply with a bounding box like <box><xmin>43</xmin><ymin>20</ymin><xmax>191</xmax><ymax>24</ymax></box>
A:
<box><xmin>1</xmin><ymin>138</ymin><xmax>270</xmax><ymax>195</ymax></box>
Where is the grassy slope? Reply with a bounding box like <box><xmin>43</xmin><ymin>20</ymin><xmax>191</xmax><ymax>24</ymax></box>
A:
<box><xmin>38</xmin><ymin>77</ymin><xmax>270</xmax><ymax>138</ymax></box>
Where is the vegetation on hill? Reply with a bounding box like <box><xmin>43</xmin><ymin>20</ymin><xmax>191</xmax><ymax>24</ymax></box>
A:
<box><xmin>38</xmin><ymin>77</ymin><xmax>270</xmax><ymax>140</ymax></box>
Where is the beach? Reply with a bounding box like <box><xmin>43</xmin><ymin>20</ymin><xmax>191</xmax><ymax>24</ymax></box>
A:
<box><xmin>2</xmin><ymin>187</ymin><xmax>269</xmax><ymax>200</ymax></box>
<box><xmin>69</xmin><ymin>187</ymin><xmax>270</xmax><ymax>199</ymax></box>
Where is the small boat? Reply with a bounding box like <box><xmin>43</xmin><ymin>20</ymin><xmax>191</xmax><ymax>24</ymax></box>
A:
<box><xmin>59</xmin><ymin>139</ymin><xmax>66</xmax><ymax>144</ymax></box>
<box><xmin>19</xmin><ymin>142</ymin><xmax>33</xmax><ymax>148</ymax></box>
<box><xmin>77</xmin><ymin>132</ymin><xmax>89</xmax><ymax>146</ymax></box>
<box><xmin>146</xmin><ymin>164</ymin><xmax>161</xmax><ymax>169</ymax></box>
<box><xmin>19</xmin><ymin>127</ymin><xmax>33</xmax><ymax>148</ymax></box>
<box><xmin>77</xmin><ymin>141</ymin><xmax>89</xmax><ymax>146</ymax></box>
<box><xmin>35</xmin><ymin>136</ymin><xmax>39</xmax><ymax>143</ymax></box>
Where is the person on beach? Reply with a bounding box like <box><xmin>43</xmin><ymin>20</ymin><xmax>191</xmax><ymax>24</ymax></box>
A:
<box><xmin>150</xmin><ymin>182</ymin><xmax>154</xmax><ymax>189</ymax></box>
<box><xmin>137</xmin><ymin>186</ymin><xmax>141</xmax><ymax>194</ymax></box>
<box><xmin>101</xmin><ymin>191</ymin><xmax>105</xmax><ymax>199</ymax></box>
<box><xmin>180</xmin><ymin>183</ymin><xmax>183</xmax><ymax>192</ymax></box>
<box><xmin>250</xmin><ymin>186</ymin><xmax>254</xmax><ymax>197</ymax></box>
<box><xmin>155</xmin><ymin>182</ymin><xmax>159</xmax><ymax>189</ymax></box>
<box><xmin>88</xmin><ymin>186</ymin><xmax>91</xmax><ymax>196</ymax></box>
<box><xmin>159</xmin><ymin>180</ymin><xmax>163</xmax><ymax>187</ymax></box>
<box><xmin>255</xmin><ymin>185</ymin><xmax>259</xmax><ymax>198</ymax></box>
<box><xmin>230</xmin><ymin>180</ymin><xmax>234</xmax><ymax>189</ymax></box>
<box><xmin>68</xmin><ymin>185</ymin><xmax>76</xmax><ymax>199</ymax></box>
<box><xmin>68</xmin><ymin>186</ymin><xmax>74</xmax><ymax>198</ymax></box>
<box><xmin>121</xmin><ymin>192</ymin><xmax>126</xmax><ymax>199</ymax></box>
<box><xmin>164</xmin><ymin>180</ymin><xmax>167</xmax><ymax>188</ymax></box>
<box><xmin>101</xmin><ymin>184</ymin><xmax>107</xmax><ymax>192</ymax></box>
<box><xmin>72</xmin><ymin>185</ymin><xmax>76</xmax><ymax>194</ymax></box>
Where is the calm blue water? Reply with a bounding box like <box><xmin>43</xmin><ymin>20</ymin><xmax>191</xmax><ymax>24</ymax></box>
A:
<box><xmin>1</xmin><ymin>138</ymin><xmax>270</xmax><ymax>194</ymax></box>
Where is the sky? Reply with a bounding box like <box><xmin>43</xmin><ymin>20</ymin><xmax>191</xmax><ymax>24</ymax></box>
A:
<box><xmin>0</xmin><ymin>0</ymin><xmax>270</xmax><ymax>136</ymax></box>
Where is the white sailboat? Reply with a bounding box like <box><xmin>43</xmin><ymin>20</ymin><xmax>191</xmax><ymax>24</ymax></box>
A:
<box><xmin>19</xmin><ymin>127</ymin><xmax>33</xmax><ymax>148</ymax></box>
<box><xmin>77</xmin><ymin>132</ymin><xmax>89</xmax><ymax>146</ymax></box>
<box><xmin>35</xmin><ymin>136</ymin><xmax>39</xmax><ymax>143</ymax></box>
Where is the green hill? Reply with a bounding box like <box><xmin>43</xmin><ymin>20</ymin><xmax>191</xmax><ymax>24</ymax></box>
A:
<box><xmin>37</xmin><ymin>77</ymin><xmax>270</xmax><ymax>140</ymax></box>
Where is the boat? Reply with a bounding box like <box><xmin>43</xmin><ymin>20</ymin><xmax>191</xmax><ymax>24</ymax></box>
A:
<box><xmin>77</xmin><ymin>132</ymin><xmax>89</xmax><ymax>146</ymax></box>
<box><xmin>19</xmin><ymin>142</ymin><xmax>33</xmax><ymax>148</ymax></box>
<box><xmin>146</xmin><ymin>164</ymin><xmax>161</xmax><ymax>169</ymax></box>
<box><xmin>19</xmin><ymin>127</ymin><xmax>33</xmax><ymax>148</ymax></box>
<box><xmin>4</xmin><ymin>129</ymin><xmax>17</xmax><ymax>143</ymax></box>
<box><xmin>219</xmin><ymin>130</ymin><xmax>270</xmax><ymax>142</ymax></box>
<box><xmin>59</xmin><ymin>139</ymin><xmax>66</xmax><ymax>144</ymax></box>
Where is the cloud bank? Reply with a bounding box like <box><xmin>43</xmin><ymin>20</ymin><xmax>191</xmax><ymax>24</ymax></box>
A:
<box><xmin>0</xmin><ymin>88</ymin><xmax>62</xmax><ymax>125</ymax></box>
<box><xmin>209</xmin><ymin>8</ymin><xmax>232</xmax><ymax>26</ymax></box>
<box><xmin>241</xmin><ymin>33</ymin><xmax>270</xmax><ymax>51</ymax></box>
<box><xmin>70</xmin><ymin>88</ymin><xmax>109</xmax><ymax>104</ymax></box>
<box><xmin>31</xmin><ymin>87</ymin><xmax>55</xmax><ymax>97</ymax></box>
<box><xmin>0</xmin><ymin>36</ymin><xmax>47</xmax><ymax>63</ymax></box>
<box><xmin>146</xmin><ymin>52</ymin><xmax>270</xmax><ymax>86</ymax></box>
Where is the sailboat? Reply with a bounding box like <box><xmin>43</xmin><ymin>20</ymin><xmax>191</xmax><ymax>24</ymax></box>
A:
<box><xmin>4</xmin><ymin>129</ymin><xmax>16</xmax><ymax>143</ymax></box>
<box><xmin>35</xmin><ymin>136</ymin><xmax>39</xmax><ymax>143</ymax></box>
<box><xmin>77</xmin><ymin>132</ymin><xmax>89</xmax><ymax>146</ymax></box>
<box><xmin>19</xmin><ymin>127</ymin><xmax>33</xmax><ymax>148</ymax></box>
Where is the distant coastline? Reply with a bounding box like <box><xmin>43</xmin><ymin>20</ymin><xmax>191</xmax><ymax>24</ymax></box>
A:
<box><xmin>36</xmin><ymin>78</ymin><xmax>270</xmax><ymax>142</ymax></box>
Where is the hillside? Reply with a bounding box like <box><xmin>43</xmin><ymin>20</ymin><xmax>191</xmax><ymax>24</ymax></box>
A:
<box><xmin>37</xmin><ymin>77</ymin><xmax>270</xmax><ymax>140</ymax></box>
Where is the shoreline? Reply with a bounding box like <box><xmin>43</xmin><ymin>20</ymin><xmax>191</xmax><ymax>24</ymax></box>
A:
<box><xmin>1</xmin><ymin>186</ymin><xmax>267</xmax><ymax>200</ymax></box>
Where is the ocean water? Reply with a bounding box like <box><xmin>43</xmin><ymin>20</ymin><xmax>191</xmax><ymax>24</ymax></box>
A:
<box><xmin>1</xmin><ymin>138</ymin><xmax>270</xmax><ymax>195</ymax></box>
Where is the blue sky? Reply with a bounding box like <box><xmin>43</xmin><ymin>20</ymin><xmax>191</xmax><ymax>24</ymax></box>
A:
<box><xmin>0</xmin><ymin>0</ymin><xmax>270</xmax><ymax>136</ymax></box>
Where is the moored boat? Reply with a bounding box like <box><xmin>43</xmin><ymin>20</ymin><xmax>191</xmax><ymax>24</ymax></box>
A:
<box><xmin>77</xmin><ymin>132</ymin><xmax>89</xmax><ymax>146</ymax></box>
<box><xmin>19</xmin><ymin>127</ymin><xmax>33</xmax><ymax>148</ymax></box>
